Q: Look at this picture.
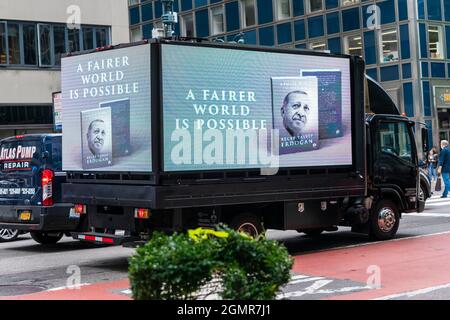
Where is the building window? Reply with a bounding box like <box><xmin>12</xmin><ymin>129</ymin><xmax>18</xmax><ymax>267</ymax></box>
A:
<box><xmin>341</xmin><ymin>0</ymin><xmax>359</xmax><ymax>6</ymax></box>
<box><xmin>53</xmin><ymin>25</ymin><xmax>65</xmax><ymax>65</ymax></box>
<box><xmin>8</xmin><ymin>23</ymin><xmax>20</xmax><ymax>64</ymax></box>
<box><xmin>211</xmin><ymin>6</ymin><xmax>225</xmax><ymax>35</ymax></box>
<box><xmin>309</xmin><ymin>40</ymin><xmax>326</xmax><ymax>50</ymax></box>
<box><xmin>130</xmin><ymin>26</ymin><xmax>142</xmax><ymax>42</ymax></box>
<box><xmin>241</xmin><ymin>0</ymin><xmax>256</xmax><ymax>27</ymax></box>
<box><xmin>96</xmin><ymin>27</ymin><xmax>109</xmax><ymax>48</ymax></box>
<box><xmin>83</xmin><ymin>27</ymin><xmax>94</xmax><ymax>50</ymax></box>
<box><xmin>68</xmin><ymin>27</ymin><xmax>80</xmax><ymax>52</ymax></box>
<box><xmin>344</xmin><ymin>34</ymin><xmax>362</xmax><ymax>57</ymax></box>
<box><xmin>38</xmin><ymin>24</ymin><xmax>52</xmax><ymax>66</ymax></box>
<box><xmin>428</xmin><ymin>25</ymin><xmax>444</xmax><ymax>59</ymax></box>
<box><xmin>128</xmin><ymin>0</ymin><xmax>140</xmax><ymax>5</ymax></box>
<box><xmin>181</xmin><ymin>14</ymin><xmax>195</xmax><ymax>37</ymax></box>
<box><xmin>380</xmin><ymin>28</ymin><xmax>399</xmax><ymax>63</ymax></box>
<box><xmin>276</xmin><ymin>0</ymin><xmax>291</xmax><ymax>20</ymax></box>
<box><xmin>0</xmin><ymin>22</ymin><xmax>7</xmax><ymax>64</ymax></box>
<box><xmin>309</xmin><ymin>0</ymin><xmax>323</xmax><ymax>13</ymax></box>
<box><xmin>23</xmin><ymin>24</ymin><xmax>37</xmax><ymax>65</ymax></box>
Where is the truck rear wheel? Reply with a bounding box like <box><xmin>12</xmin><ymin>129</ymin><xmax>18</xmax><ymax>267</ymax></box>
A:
<box><xmin>229</xmin><ymin>213</ymin><xmax>264</xmax><ymax>238</ymax></box>
<box><xmin>30</xmin><ymin>232</ymin><xmax>64</xmax><ymax>245</ymax></box>
<box><xmin>369</xmin><ymin>199</ymin><xmax>400</xmax><ymax>241</ymax></box>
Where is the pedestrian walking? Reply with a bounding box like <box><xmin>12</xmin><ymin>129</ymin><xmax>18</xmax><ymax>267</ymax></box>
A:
<box><xmin>427</xmin><ymin>148</ymin><xmax>439</xmax><ymax>183</ymax></box>
<box><xmin>437</xmin><ymin>140</ymin><xmax>450</xmax><ymax>198</ymax></box>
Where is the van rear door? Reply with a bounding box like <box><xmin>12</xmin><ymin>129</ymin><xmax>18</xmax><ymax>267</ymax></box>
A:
<box><xmin>0</xmin><ymin>137</ymin><xmax>43</xmax><ymax>206</ymax></box>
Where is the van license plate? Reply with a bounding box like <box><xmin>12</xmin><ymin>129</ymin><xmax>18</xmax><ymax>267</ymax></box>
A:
<box><xmin>69</xmin><ymin>208</ymin><xmax>80</xmax><ymax>218</ymax></box>
<box><xmin>19</xmin><ymin>211</ymin><xmax>31</xmax><ymax>221</ymax></box>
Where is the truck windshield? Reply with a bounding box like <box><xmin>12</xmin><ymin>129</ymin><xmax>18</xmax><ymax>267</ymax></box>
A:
<box><xmin>0</xmin><ymin>140</ymin><xmax>41</xmax><ymax>174</ymax></box>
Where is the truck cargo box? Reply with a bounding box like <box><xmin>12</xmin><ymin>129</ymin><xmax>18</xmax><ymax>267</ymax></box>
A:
<box><xmin>61</xmin><ymin>40</ymin><xmax>366</xmax><ymax>209</ymax></box>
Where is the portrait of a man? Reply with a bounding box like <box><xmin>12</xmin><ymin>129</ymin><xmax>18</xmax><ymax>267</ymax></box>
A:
<box><xmin>281</xmin><ymin>90</ymin><xmax>311</xmax><ymax>137</ymax></box>
<box><xmin>86</xmin><ymin>119</ymin><xmax>107</xmax><ymax>156</ymax></box>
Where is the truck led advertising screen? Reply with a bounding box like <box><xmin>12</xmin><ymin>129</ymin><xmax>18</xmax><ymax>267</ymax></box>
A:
<box><xmin>61</xmin><ymin>44</ymin><xmax>151</xmax><ymax>172</ymax></box>
<box><xmin>162</xmin><ymin>44</ymin><xmax>353</xmax><ymax>172</ymax></box>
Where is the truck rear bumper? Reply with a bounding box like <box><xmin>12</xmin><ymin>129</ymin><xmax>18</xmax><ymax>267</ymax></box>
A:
<box><xmin>0</xmin><ymin>204</ymin><xmax>79</xmax><ymax>231</ymax></box>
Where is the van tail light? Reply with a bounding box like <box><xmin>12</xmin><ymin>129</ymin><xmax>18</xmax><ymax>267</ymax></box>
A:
<box><xmin>42</xmin><ymin>169</ymin><xmax>54</xmax><ymax>206</ymax></box>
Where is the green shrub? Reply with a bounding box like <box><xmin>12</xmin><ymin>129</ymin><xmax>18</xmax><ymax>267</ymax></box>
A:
<box><xmin>128</xmin><ymin>225</ymin><xmax>293</xmax><ymax>300</ymax></box>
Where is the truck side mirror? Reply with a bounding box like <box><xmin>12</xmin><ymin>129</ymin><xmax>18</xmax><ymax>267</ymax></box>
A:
<box><xmin>421</xmin><ymin>127</ymin><xmax>429</xmax><ymax>154</ymax></box>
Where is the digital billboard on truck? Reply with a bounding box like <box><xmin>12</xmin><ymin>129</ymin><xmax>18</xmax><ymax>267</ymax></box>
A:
<box><xmin>161</xmin><ymin>43</ymin><xmax>353</xmax><ymax>172</ymax></box>
<box><xmin>61</xmin><ymin>44</ymin><xmax>152</xmax><ymax>172</ymax></box>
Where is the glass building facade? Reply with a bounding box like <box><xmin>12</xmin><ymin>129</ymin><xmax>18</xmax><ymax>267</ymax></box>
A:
<box><xmin>129</xmin><ymin>0</ymin><xmax>450</xmax><ymax>146</ymax></box>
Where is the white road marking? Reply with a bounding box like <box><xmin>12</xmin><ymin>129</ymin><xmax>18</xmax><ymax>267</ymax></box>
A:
<box><xmin>278</xmin><ymin>280</ymin><xmax>334</xmax><ymax>299</ymax></box>
<box><xmin>121</xmin><ymin>289</ymin><xmax>132</xmax><ymax>295</ymax></box>
<box><xmin>426</xmin><ymin>202</ymin><xmax>450</xmax><ymax>207</ymax></box>
<box><xmin>46</xmin><ymin>283</ymin><xmax>90</xmax><ymax>292</ymax></box>
<box><xmin>405</xmin><ymin>213</ymin><xmax>450</xmax><ymax>218</ymax></box>
<box><xmin>374</xmin><ymin>282</ymin><xmax>450</xmax><ymax>300</ymax></box>
<box><xmin>289</xmin><ymin>276</ymin><xmax>325</xmax><ymax>284</ymax></box>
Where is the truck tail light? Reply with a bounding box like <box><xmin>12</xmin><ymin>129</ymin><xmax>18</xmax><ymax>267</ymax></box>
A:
<box><xmin>134</xmin><ymin>208</ymin><xmax>150</xmax><ymax>219</ymax></box>
<box><xmin>41</xmin><ymin>169</ymin><xmax>54</xmax><ymax>206</ymax></box>
<box><xmin>74</xmin><ymin>204</ymin><xmax>87</xmax><ymax>215</ymax></box>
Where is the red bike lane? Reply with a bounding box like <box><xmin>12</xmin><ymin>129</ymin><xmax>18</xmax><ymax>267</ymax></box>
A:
<box><xmin>4</xmin><ymin>231</ymin><xmax>450</xmax><ymax>300</ymax></box>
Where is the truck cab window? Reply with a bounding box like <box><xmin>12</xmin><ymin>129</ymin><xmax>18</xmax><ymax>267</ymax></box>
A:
<box><xmin>378</xmin><ymin>122</ymin><xmax>413</xmax><ymax>164</ymax></box>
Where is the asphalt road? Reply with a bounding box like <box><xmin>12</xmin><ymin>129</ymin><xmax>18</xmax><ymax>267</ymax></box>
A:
<box><xmin>1</xmin><ymin>193</ymin><xmax>450</xmax><ymax>300</ymax></box>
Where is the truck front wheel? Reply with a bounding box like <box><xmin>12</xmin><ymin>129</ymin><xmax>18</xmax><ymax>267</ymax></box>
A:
<box><xmin>369</xmin><ymin>199</ymin><xmax>400</xmax><ymax>241</ymax></box>
<box><xmin>30</xmin><ymin>232</ymin><xmax>64</xmax><ymax>245</ymax></box>
<box><xmin>229</xmin><ymin>213</ymin><xmax>264</xmax><ymax>238</ymax></box>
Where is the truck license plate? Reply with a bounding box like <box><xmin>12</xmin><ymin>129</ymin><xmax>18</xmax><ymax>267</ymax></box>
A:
<box><xmin>69</xmin><ymin>208</ymin><xmax>80</xmax><ymax>218</ymax></box>
<box><xmin>19</xmin><ymin>211</ymin><xmax>31</xmax><ymax>221</ymax></box>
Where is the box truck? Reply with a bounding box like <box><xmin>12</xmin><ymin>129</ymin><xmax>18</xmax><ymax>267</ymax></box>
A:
<box><xmin>60</xmin><ymin>39</ymin><xmax>426</xmax><ymax>245</ymax></box>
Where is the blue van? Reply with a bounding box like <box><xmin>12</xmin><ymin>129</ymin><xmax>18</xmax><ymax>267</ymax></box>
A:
<box><xmin>0</xmin><ymin>134</ymin><xmax>80</xmax><ymax>244</ymax></box>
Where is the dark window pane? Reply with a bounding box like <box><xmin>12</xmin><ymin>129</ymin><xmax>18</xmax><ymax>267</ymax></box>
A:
<box><xmin>342</xmin><ymin>8</ymin><xmax>360</xmax><ymax>32</ymax></box>
<box><xmin>422</xmin><ymin>81</ymin><xmax>431</xmax><ymax>116</ymax></box>
<box><xmin>96</xmin><ymin>28</ymin><xmax>109</xmax><ymax>47</ymax></box>
<box><xmin>308</xmin><ymin>15</ymin><xmax>324</xmax><ymax>38</ymax></box>
<box><xmin>226</xmin><ymin>1</ymin><xmax>240</xmax><ymax>32</ymax></box>
<box><xmin>68</xmin><ymin>27</ymin><xmax>80</xmax><ymax>52</ymax></box>
<box><xmin>293</xmin><ymin>0</ymin><xmax>304</xmax><ymax>16</ymax></box>
<box><xmin>129</xmin><ymin>7</ymin><xmax>140</xmax><ymax>25</ymax></box>
<box><xmin>421</xmin><ymin>61</ymin><xmax>429</xmax><ymax>77</ymax></box>
<box><xmin>0</xmin><ymin>105</ymin><xmax>53</xmax><ymax>125</ymax></box>
<box><xmin>143</xmin><ymin>23</ymin><xmax>153</xmax><ymax>39</ymax></box>
<box><xmin>195</xmin><ymin>9</ymin><xmax>209</xmax><ymax>38</ymax></box>
<box><xmin>446</xmin><ymin>0</ymin><xmax>450</xmax><ymax>21</ymax></box>
<box><xmin>39</xmin><ymin>24</ymin><xmax>52</xmax><ymax>65</ymax></box>
<box><xmin>8</xmin><ymin>23</ymin><xmax>20</xmax><ymax>64</ymax></box>
<box><xmin>259</xmin><ymin>26</ymin><xmax>274</xmax><ymax>46</ymax></box>
<box><xmin>0</xmin><ymin>22</ymin><xmax>6</xmax><ymax>64</ymax></box>
<box><xmin>403</xmin><ymin>82</ymin><xmax>414</xmax><ymax>117</ymax></box>
<box><xmin>53</xmin><ymin>26</ymin><xmax>66</xmax><ymax>65</ymax></box>
<box><xmin>181</xmin><ymin>0</ymin><xmax>193</xmax><ymax>11</ymax></box>
<box><xmin>402</xmin><ymin>63</ymin><xmax>411</xmax><ymax>78</ymax></box>
<box><xmin>398</xmin><ymin>0</ymin><xmax>408</xmax><ymax>20</ymax></box>
<box><xmin>364</xmin><ymin>30</ymin><xmax>376</xmax><ymax>65</ymax></box>
<box><xmin>328</xmin><ymin>37</ymin><xmax>341</xmax><ymax>54</ymax></box>
<box><xmin>83</xmin><ymin>27</ymin><xmax>94</xmax><ymax>50</ymax></box>
<box><xmin>380</xmin><ymin>65</ymin><xmax>399</xmax><ymax>82</ymax></box>
<box><xmin>326</xmin><ymin>12</ymin><xmax>340</xmax><ymax>34</ymax></box>
<box><xmin>427</xmin><ymin>0</ymin><xmax>442</xmax><ymax>20</ymax></box>
<box><xmin>326</xmin><ymin>0</ymin><xmax>338</xmax><ymax>9</ymax></box>
<box><xmin>155</xmin><ymin>0</ymin><xmax>163</xmax><ymax>18</ymax></box>
<box><xmin>399</xmin><ymin>24</ymin><xmax>410</xmax><ymax>60</ymax></box>
<box><xmin>141</xmin><ymin>3</ymin><xmax>153</xmax><ymax>21</ymax></box>
<box><xmin>277</xmin><ymin>22</ymin><xmax>292</xmax><ymax>44</ymax></box>
<box><xmin>257</xmin><ymin>0</ymin><xmax>274</xmax><ymax>24</ymax></box>
<box><xmin>366</xmin><ymin>68</ymin><xmax>378</xmax><ymax>81</ymax></box>
<box><xmin>379</xmin><ymin>0</ymin><xmax>395</xmax><ymax>24</ymax></box>
<box><xmin>294</xmin><ymin>19</ymin><xmax>305</xmax><ymax>41</ymax></box>
<box><xmin>23</xmin><ymin>24</ymin><xmax>37</xmax><ymax>65</ymax></box>
<box><xmin>195</xmin><ymin>0</ymin><xmax>208</xmax><ymax>7</ymax></box>
<box><xmin>418</xmin><ymin>0</ymin><xmax>425</xmax><ymax>19</ymax></box>
<box><xmin>431</xmin><ymin>62</ymin><xmax>445</xmax><ymax>78</ymax></box>
<box><xmin>243</xmin><ymin>29</ymin><xmax>257</xmax><ymax>44</ymax></box>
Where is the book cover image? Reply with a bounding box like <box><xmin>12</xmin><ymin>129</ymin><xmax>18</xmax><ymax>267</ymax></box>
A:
<box><xmin>271</xmin><ymin>76</ymin><xmax>319</xmax><ymax>155</ymax></box>
<box><xmin>300</xmin><ymin>69</ymin><xmax>342</xmax><ymax>139</ymax></box>
<box><xmin>80</xmin><ymin>107</ymin><xmax>113</xmax><ymax>169</ymax></box>
<box><xmin>99</xmin><ymin>98</ymin><xmax>131</xmax><ymax>157</ymax></box>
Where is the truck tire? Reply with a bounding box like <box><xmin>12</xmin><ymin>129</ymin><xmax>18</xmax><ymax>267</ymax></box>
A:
<box><xmin>0</xmin><ymin>229</ymin><xmax>19</xmax><ymax>242</ymax></box>
<box><xmin>229</xmin><ymin>213</ymin><xmax>264</xmax><ymax>238</ymax></box>
<box><xmin>30</xmin><ymin>232</ymin><xmax>64</xmax><ymax>245</ymax></box>
<box><xmin>369</xmin><ymin>199</ymin><xmax>400</xmax><ymax>241</ymax></box>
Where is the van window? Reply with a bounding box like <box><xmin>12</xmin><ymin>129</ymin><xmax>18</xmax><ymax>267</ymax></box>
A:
<box><xmin>45</xmin><ymin>140</ymin><xmax>62</xmax><ymax>171</ymax></box>
<box><xmin>0</xmin><ymin>140</ymin><xmax>41</xmax><ymax>173</ymax></box>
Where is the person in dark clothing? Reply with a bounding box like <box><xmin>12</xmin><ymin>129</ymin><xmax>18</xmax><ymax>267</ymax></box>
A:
<box><xmin>438</xmin><ymin>140</ymin><xmax>450</xmax><ymax>198</ymax></box>
<box><xmin>427</xmin><ymin>147</ymin><xmax>439</xmax><ymax>183</ymax></box>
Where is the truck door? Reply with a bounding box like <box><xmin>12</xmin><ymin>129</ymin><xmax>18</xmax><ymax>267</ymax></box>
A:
<box><xmin>373</xmin><ymin>120</ymin><xmax>418</xmax><ymax>212</ymax></box>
